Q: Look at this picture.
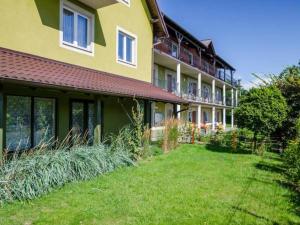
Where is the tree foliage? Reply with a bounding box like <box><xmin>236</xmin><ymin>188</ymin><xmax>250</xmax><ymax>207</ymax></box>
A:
<box><xmin>234</xmin><ymin>85</ymin><xmax>288</xmax><ymax>149</ymax></box>
<box><xmin>272</xmin><ymin>64</ymin><xmax>300</xmax><ymax>144</ymax></box>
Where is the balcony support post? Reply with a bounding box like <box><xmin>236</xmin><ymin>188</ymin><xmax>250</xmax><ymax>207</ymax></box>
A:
<box><xmin>197</xmin><ymin>105</ymin><xmax>201</xmax><ymax>129</ymax></box>
<box><xmin>176</xmin><ymin>63</ymin><xmax>181</xmax><ymax>96</ymax></box>
<box><xmin>231</xmin><ymin>88</ymin><xmax>234</xmax><ymax>107</ymax></box>
<box><xmin>223</xmin><ymin>108</ymin><xmax>226</xmax><ymax>131</ymax></box>
<box><xmin>223</xmin><ymin>84</ymin><xmax>226</xmax><ymax>106</ymax></box>
<box><xmin>212</xmin><ymin>79</ymin><xmax>216</xmax><ymax>104</ymax></box>
<box><xmin>231</xmin><ymin>108</ymin><xmax>234</xmax><ymax>129</ymax></box>
<box><xmin>177</xmin><ymin>104</ymin><xmax>181</xmax><ymax>120</ymax></box>
<box><xmin>212</xmin><ymin>107</ymin><xmax>216</xmax><ymax>131</ymax></box>
<box><xmin>198</xmin><ymin>73</ymin><xmax>202</xmax><ymax>101</ymax></box>
<box><xmin>176</xmin><ymin>32</ymin><xmax>183</xmax><ymax>59</ymax></box>
<box><xmin>235</xmin><ymin>89</ymin><xmax>238</xmax><ymax>107</ymax></box>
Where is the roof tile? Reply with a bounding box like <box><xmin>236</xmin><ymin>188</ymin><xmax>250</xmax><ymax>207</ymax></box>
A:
<box><xmin>0</xmin><ymin>47</ymin><xmax>186</xmax><ymax>104</ymax></box>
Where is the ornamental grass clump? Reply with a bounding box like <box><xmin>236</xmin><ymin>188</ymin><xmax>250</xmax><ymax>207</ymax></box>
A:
<box><xmin>0</xmin><ymin>135</ymin><xmax>134</xmax><ymax>204</ymax></box>
<box><xmin>162</xmin><ymin>119</ymin><xmax>180</xmax><ymax>153</ymax></box>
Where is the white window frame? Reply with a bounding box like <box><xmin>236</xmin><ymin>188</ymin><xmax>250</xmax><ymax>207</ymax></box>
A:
<box><xmin>116</xmin><ymin>26</ymin><xmax>138</xmax><ymax>68</ymax></box>
<box><xmin>171</xmin><ymin>42</ymin><xmax>179</xmax><ymax>58</ymax></box>
<box><xmin>188</xmin><ymin>51</ymin><xmax>194</xmax><ymax>65</ymax></box>
<box><xmin>153</xmin><ymin>64</ymin><xmax>159</xmax><ymax>86</ymax></box>
<box><xmin>119</xmin><ymin>0</ymin><xmax>130</xmax><ymax>7</ymax></box>
<box><xmin>59</xmin><ymin>0</ymin><xmax>95</xmax><ymax>56</ymax></box>
<box><xmin>164</xmin><ymin>69</ymin><xmax>176</xmax><ymax>92</ymax></box>
<box><xmin>187</xmin><ymin>78</ymin><xmax>197</xmax><ymax>95</ymax></box>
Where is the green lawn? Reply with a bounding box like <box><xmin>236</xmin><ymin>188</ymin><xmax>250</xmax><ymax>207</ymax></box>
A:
<box><xmin>0</xmin><ymin>145</ymin><xmax>299</xmax><ymax>225</ymax></box>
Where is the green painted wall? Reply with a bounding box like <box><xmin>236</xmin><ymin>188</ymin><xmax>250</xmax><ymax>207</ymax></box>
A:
<box><xmin>0</xmin><ymin>0</ymin><xmax>153</xmax><ymax>82</ymax></box>
<box><xmin>155</xmin><ymin>102</ymin><xmax>165</xmax><ymax>115</ymax></box>
<box><xmin>157</xmin><ymin>65</ymin><xmax>166</xmax><ymax>89</ymax></box>
<box><xmin>102</xmin><ymin>97</ymin><xmax>135</xmax><ymax>137</ymax></box>
<box><xmin>181</xmin><ymin>74</ymin><xmax>188</xmax><ymax>94</ymax></box>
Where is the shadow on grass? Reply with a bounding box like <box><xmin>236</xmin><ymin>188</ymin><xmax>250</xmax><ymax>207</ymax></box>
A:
<box><xmin>231</xmin><ymin>206</ymin><xmax>280</xmax><ymax>225</ymax></box>
<box><xmin>255</xmin><ymin>160</ymin><xmax>300</xmax><ymax>217</ymax></box>
<box><xmin>205</xmin><ymin>144</ymin><xmax>252</xmax><ymax>155</ymax></box>
<box><xmin>255</xmin><ymin>161</ymin><xmax>285</xmax><ymax>174</ymax></box>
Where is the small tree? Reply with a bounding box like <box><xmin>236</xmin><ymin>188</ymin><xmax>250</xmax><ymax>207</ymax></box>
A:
<box><xmin>235</xmin><ymin>85</ymin><xmax>287</xmax><ymax>151</ymax></box>
<box><xmin>273</xmin><ymin>64</ymin><xmax>300</xmax><ymax>146</ymax></box>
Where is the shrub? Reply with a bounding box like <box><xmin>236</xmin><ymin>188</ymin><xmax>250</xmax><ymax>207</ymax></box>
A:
<box><xmin>283</xmin><ymin>140</ymin><xmax>300</xmax><ymax>188</ymax></box>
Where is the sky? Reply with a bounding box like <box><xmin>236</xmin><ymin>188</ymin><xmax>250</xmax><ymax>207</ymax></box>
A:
<box><xmin>157</xmin><ymin>0</ymin><xmax>300</xmax><ymax>89</ymax></box>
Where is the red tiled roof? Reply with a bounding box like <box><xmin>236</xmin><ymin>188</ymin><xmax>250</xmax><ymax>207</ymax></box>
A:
<box><xmin>0</xmin><ymin>47</ymin><xmax>186</xmax><ymax>104</ymax></box>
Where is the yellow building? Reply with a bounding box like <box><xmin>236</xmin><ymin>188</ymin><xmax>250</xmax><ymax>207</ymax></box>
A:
<box><xmin>0</xmin><ymin>0</ymin><xmax>184</xmax><ymax>156</ymax></box>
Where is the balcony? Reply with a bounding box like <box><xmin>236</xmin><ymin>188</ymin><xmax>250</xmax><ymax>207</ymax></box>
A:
<box><xmin>78</xmin><ymin>0</ymin><xmax>120</xmax><ymax>9</ymax></box>
<box><xmin>153</xmin><ymin>78</ymin><xmax>178</xmax><ymax>95</ymax></box>
<box><xmin>155</xmin><ymin>38</ymin><xmax>238</xmax><ymax>87</ymax></box>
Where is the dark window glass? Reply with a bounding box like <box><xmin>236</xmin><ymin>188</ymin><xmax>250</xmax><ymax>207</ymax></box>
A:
<box><xmin>87</xmin><ymin>103</ymin><xmax>94</xmax><ymax>143</ymax></box>
<box><xmin>34</xmin><ymin>98</ymin><xmax>56</xmax><ymax>146</ymax></box>
<box><xmin>71</xmin><ymin>101</ymin><xmax>95</xmax><ymax>143</ymax></box>
<box><xmin>71</xmin><ymin>102</ymin><xmax>84</xmax><ymax>139</ymax></box>
<box><xmin>126</xmin><ymin>36</ymin><xmax>133</xmax><ymax>63</ymax></box>
<box><xmin>6</xmin><ymin>96</ymin><xmax>31</xmax><ymax>151</ymax></box>
<box><xmin>118</xmin><ymin>32</ymin><xmax>124</xmax><ymax>60</ymax></box>
<box><xmin>63</xmin><ymin>8</ymin><xmax>74</xmax><ymax>44</ymax></box>
<box><xmin>77</xmin><ymin>15</ymin><xmax>88</xmax><ymax>48</ymax></box>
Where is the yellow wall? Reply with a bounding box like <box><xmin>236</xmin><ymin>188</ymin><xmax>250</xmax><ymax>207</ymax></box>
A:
<box><xmin>0</xmin><ymin>0</ymin><xmax>153</xmax><ymax>82</ymax></box>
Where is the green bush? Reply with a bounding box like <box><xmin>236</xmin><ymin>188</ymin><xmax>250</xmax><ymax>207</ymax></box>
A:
<box><xmin>0</xmin><ymin>142</ymin><xmax>134</xmax><ymax>204</ymax></box>
<box><xmin>283</xmin><ymin>141</ymin><xmax>300</xmax><ymax>187</ymax></box>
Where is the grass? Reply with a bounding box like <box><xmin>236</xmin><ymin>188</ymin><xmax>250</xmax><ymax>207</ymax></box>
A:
<box><xmin>0</xmin><ymin>144</ymin><xmax>299</xmax><ymax>225</ymax></box>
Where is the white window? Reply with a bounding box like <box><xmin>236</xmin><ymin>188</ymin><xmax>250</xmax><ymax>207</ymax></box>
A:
<box><xmin>188</xmin><ymin>52</ymin><xmax>193</xmax><ymax>65</ymax></box>
<box><xmin>117</xmin><ymin>27</ymin><xmax>137</xmax><ymax>67</ymax></box>
<box><xmin>171</xmin><ymin>42</ymin><xmax>178</xmax><ymax>58</ymax></box>
<box><xmin>120</xmin><ymin>0</ymin><xmax>130</xmax><ymax>6</ymax></box>
<box><xmin>60</xmin><ymin>0</ymin><xmax>94</xmax><ymax>55</ymax></box>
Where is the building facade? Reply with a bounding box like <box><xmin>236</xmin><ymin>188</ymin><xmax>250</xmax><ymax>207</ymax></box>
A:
<box><xmin>152</xmin><ymin>15</ymin><xmax>239</xmax><ymax>134</ymax></box>
<box><xmin>0</xmin><ymin>0</ymin><xmax>237</xmax><ymax>157</ymax></box>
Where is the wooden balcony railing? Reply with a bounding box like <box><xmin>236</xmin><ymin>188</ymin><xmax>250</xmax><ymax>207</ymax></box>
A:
<box><xmin>155</xmin><ymin>38</ymin><xmax>238</xmax><ymax>87</ymax></box>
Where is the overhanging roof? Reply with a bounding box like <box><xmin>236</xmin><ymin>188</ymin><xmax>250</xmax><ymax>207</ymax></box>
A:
<box><xmin>0</xmin><ymin>47</ymin><xmax>186</xmax><ymax>104</ymax></box>
<box><xmin>146</xmin><ymin>0</ymin><xmax>168</xmax><ymax>38</ymax></box>
<box><xmin>163</xmin><ymin>15</ymin><xmax>235</xmax><ymax>71</ymax></box>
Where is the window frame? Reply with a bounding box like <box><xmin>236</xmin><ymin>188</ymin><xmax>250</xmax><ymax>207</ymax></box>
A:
<box><xmin>188</xmin><ymin>51</ymin><xmax>194</xmax><ymax>65</ymax></box>
<box><xmin>60</xmin><ymin>0</ymin><xmax>95</xmax><ymax>56</ymax></box>
<box><xmin>171</xmin><ymin>42</ymin><xmax>179</xmax><ymax>58</ymax></box>
<box><xmin>116</xmin><ymin>26</ymin><xmax>138</xmax><ymax>68</ymax></box>
<box><xmin>4</xmin><ymin>95</ymin><xmax>57</xmax><ymax>152</ymax></box>
<box><xmin>69</xmin><ymin>99</ymin><xmax>96</xmax><ymax>145</ymax></box>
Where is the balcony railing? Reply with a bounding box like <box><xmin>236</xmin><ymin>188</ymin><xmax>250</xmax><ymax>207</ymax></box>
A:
<box><xmin>155</xmin><ymin>38</ymin><xmax>238</xmax><ymax>87</ymax></box>
<box><xmin>153</xmin><ymin>79</ymin><xmax>230</xmax><ymax>105</ymax></box>
<box><xmin>153</xmin><ymin>78</ymin><xmax>178</xmax><ymax>95</ymax></box>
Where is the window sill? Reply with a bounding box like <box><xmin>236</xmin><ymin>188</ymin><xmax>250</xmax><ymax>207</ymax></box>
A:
<box><xmin>117</xmin><ymin>59</ymin><xmax>137</xmax><ymax>68</ymax></box>
<box><xmin>60</xmin><ymin>42</ymin><xmax>94</xmax><ymax>56</ymax></box>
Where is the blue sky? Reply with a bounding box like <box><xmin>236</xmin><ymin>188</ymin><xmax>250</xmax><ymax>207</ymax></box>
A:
<box><xmin>157</xmin><ymin>0</ymin><xmax>300</xmax><ymax>89</ymax></box>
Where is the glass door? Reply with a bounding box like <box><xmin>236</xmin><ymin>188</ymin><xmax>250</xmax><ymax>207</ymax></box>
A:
<box><xmin>71</xmin><ymin>101</ymin><xmax>95</xmax><ymax>144</ymax></box>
